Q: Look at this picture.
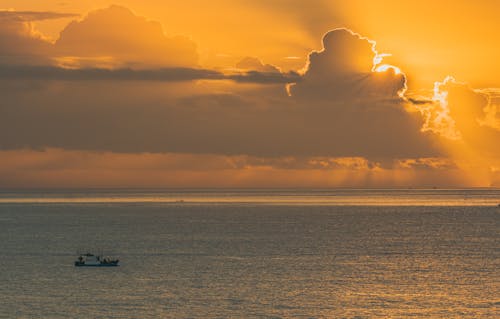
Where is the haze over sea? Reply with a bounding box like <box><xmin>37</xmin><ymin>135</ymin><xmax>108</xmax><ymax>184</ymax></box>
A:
<box><xmin>1</xmin><ymin>189</ymin><xmax>498</xmax><ymax>318</ymax></box>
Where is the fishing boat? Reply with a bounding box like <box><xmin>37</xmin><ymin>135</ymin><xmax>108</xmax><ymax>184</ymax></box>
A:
<box><xmin>74</xmin><ymin>253</ymin><xmax>119</xmax><ymax>267</ymax></box>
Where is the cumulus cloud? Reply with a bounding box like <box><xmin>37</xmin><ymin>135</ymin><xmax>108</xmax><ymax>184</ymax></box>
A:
<box><xmin>0</xmin><ymin>11</ymin><xmax>57</xmax><ymax>65</ymax></box>
<box><xmin>236</xmin><ymin>57</ymin><xmax>281</xmax><ymax>73</ymax></box>
<box><xmin>54</xmin><ymin>5</ymin><xmax>198</xmax><ymax>68</ymax></box>
<box><xmin>409</xmin><ymin>77</ymin><xmax>500</xmax><ymax>185</ymax></box>
<box><xmin>0</xmin><ymin>6</ymin><xmax>198</xmax><ymax>68</ymax></box>
<box><xmin>0</xmin><ymin>28</ymin><xmax>441</xmax><ymax>161</ymax></box>
<box><xmin>480</xmin><ymin>88</ymin><xmax>500</xmax><ymax>130</ymax></box>
<box><xmin>419</xmin><ymin>77</ymin><xmax>500</xmax><ymax>155</ymax></box>
<box><xmin>291</xmin><ymin>28</ymin><xmax>406</xmax><ymax>99</ymax></box>
<box><xmin>286</xmin><ymin>28</ymin><xmax>435</xmax><ymax>158</ymax></box>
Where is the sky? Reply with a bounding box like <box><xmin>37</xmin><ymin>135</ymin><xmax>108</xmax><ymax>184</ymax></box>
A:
<box><xmin>0</xmin><ymin>1</ymin><xmax>499</xmax><ymax>188</ymax></box>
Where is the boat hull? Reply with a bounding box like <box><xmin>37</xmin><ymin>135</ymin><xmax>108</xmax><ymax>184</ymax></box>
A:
<box><xmin>74</xmin><ymin>261</ymin><xmax>119</xmax><ymax>267</ymax></box>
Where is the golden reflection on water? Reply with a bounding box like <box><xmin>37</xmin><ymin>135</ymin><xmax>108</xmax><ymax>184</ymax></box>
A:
<box><xmin>0</xmin><ymin>189</ymin><xmax>498</xmax><ymax>206</ymax></box>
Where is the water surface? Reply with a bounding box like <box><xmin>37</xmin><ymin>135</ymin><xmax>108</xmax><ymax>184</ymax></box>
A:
<box><xmin>0</xmin><ymin>189</ymin><xmax>498</xmax><ymax>318</ymax></box>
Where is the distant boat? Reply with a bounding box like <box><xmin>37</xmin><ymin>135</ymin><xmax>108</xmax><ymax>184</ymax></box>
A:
<box><xmin>74</xmin><ymin>253</ymin><xmax>119</xmax><ymax>267</ymax></box>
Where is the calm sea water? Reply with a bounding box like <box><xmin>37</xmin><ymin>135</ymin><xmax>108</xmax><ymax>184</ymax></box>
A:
<box><xmin>0</xmin><ymin>189</ymin><xmax>498</xmax><ymax>318</ymax></box>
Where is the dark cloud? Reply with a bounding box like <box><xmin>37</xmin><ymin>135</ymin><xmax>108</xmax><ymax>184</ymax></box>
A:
<box><xmin>286</xmin><ymin>28</ymin><xmax>435</xmax><ymax>158</ymax></box>
<box><xmin>0</xmin><ymin>64</ymin><xmax>300</xmax><ymax>84</ymax></box>
<box><xmin>0</xmin><ymin>18</ymin><xmax>440</xmax><ymax>160</ymax></box>
<box><xmin>228</xmin><ymin>70</ymin><xmax>301</xmax><ymax>84</ymax></box>
<box><xmin>0</xmin><ymin>12</ymin><xmax>57</xmax><ymax>65</ymax></box>
<box><xmin>0</xmin><ymin>81</ymin><xmax>439</xmax><ymax>160</ymax></box>
<box><xmin>408</xmin><ymin>97</ymin><xmax>432</xmax><ymax>105</ymax></box>
<box><xmin>0</xmin><ymin>10</ymin><xmax>77</xmax><ymax>22</ymax></box>
<box><xmin>0</xmin><ymin>65</ymin><xmax>221</xmax><ymax>81</ymax></box>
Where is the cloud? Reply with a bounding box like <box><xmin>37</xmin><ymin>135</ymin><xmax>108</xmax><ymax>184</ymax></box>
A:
<box><xmin>236</xmin><ymin>57</ymin><xmax>281</xmax><ymax>73</ymax></box>
<box><xmin>54</xmin><ymin>5</ymin><xmax>198</xmax><ymax>68</ymax></box>
<box><xmin>228</xmin><ymin>70</ymin><xmax>300</xmax><ymax>84</ymax></box>
<box><xmin>0</xmin><ymin>28</ymin><xmax>439</xmax><ymax>160</ymax></box>
<box><xmin>286</xmin><ymin>28</ymin><xmax>436</xmax><ymax>158</ymax></box>
<box><xmin>0</xmin><ymin>6</ymin><xmax>198</xmax><ymax>68</ymax></box>
<box><xmin>0</xmin><ymin>11</ymin><xmax>55</xmax><ymax>65</ymax></box>
<box><xmin>0</xmin><ymin>48</ymin><xmax>439</xmax><ymax>161</ymax></box>
<box><xmin>0</xmin><ymin>149</ymin><xmax>474</xmax><ymax>188</ymax></box>
<box><xmin>411</xmin><ymin>77</ymin><xmax>500</xmax><ymax>185</ymax></box>
<box><xmin>396</xmin><ymin>157</ymin><xmax>457</xmax><ymax>170</ymax></box>
<box><xmin>1</xmin><ymin>6</ymin><xmax>496</xmax><ymax>187</ymax></box>
<box><xmin>0</xmin><ymin>64</ymin><xmax>300</xmax><ymax>84</ymax></box>
<box><xmin>0</xmin><ymin>19</ymin><xmax>440</xmax><ymax>162</ymax></box>
<box><xmin>0</xmin><ymin>65</ymin><xmax>221</xmax><ymax>81</ymax></box>
<box><xmin>0</xmin><ymin>10</ymin><xmax>77</xmax><ymax>22</ymax></box>
<box><xmin>419</xmin><ymin>77</ymin><xmax>500</xmax><ymax>153</ymax></box>
<box><xmin>480</xmin><ymin>88</ymin><xmax>500</xmax><ymax>130</ymax></box>
<box><xmin>291</xmin><ymin>28</ymin><xmax>406</xmax><ymax>99</ymax></box>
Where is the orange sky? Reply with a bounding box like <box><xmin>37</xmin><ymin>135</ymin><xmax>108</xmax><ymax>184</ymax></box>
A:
<box><xmin>0</xmin><ymin>1</ymin><xmax>498</xmax><ymax>188</ymax></box>
<box><xmin>4</xmin><ymin>0</ymin><xmax>499</xmax><ymax>88</ymax></box>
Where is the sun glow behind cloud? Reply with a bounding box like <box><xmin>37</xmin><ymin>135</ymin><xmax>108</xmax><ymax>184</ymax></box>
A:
<box><xmin>374</xmin><ymin>64</ymin><xmax>401</xmax><ymax>75</ymax></box>
<box><xmin>416</xmin><ymin>76</ymin><xmax>462</xmax><ymax>140</ymax></box>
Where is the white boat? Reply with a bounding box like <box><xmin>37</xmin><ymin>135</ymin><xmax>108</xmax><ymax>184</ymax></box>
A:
<box><xmin>74</xmin><ymin>253</ymin><xmax>119</xmax><ymax>267</ymax></box>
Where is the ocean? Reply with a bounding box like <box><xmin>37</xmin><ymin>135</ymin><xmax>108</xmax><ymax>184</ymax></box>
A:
<box><xmin>0</xmin><ymin>189</ymin><xmax>498</xmax><ymax>318</ymax></box>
